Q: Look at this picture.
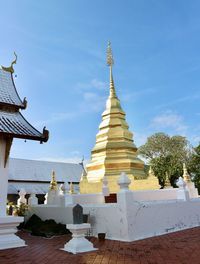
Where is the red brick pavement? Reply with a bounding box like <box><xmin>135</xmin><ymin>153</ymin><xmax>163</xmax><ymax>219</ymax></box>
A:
<box><xmin>1</xmin><ymin>227</ymin><xmax>200</xmax><ymax>264</ymax></box>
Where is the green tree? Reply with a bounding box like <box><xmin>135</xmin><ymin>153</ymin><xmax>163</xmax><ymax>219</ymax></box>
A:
<box><xmin>139</xmin><ymin>132</ymin><xmax>192</xmax><ymax>188</ymax></box>
<box><xmin>188</xmin><ymin>144</ymin><xmax>200</xmax><ymax>192</ymax></box>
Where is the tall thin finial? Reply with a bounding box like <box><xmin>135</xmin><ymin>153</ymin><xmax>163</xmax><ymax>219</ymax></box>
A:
<box><xmin>107</xmin><ymin>41</ymin><xmax>114</xmax><ymax>66</ymax></box>
<box><xmin>49</xmin><ymin>170</ymin><xmax>58</xmax><ymax>190</ymax></box>
<box><xmin>106</xmin><ymin>41</ymin><xmax>116</xmax><ymax>97</ymax></box>
<box><xmin>183</xmin><ymin>163</ymin><xmax>191</xmax><ymax>182</ymax></box>
<box><xmin>1</xmin><ymin>52</ymin><xmax>17</xmax><ymax>74</ymax></box>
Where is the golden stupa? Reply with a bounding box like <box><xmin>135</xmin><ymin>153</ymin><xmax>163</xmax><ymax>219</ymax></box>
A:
<box><xmin>80</xmin><ymin>43</ymin><xmax>159</xmax><ymax>193</ymax></box>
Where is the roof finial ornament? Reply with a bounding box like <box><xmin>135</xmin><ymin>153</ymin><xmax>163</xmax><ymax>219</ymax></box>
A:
<box><xmin>49</xmin><ymin>170</ymin><xmax>58</xmax><ymax>191</ymax></box>
<box><xmin>1</xmin><ymin>52</ymin><xmax>17</xmax><ymax>74</ymax></box>
<box><xmin>106</xmin><ymin>41</ymin><xmax>116</xmax><ymax>97</ymax></box>
<box><xmin>107</xmin><ymin>41</ymin><xmax>114</xmax><ymax>67</ymax></box>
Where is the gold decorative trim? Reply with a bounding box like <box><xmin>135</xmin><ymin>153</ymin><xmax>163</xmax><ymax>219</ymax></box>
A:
<box><xmin>49</xmin><ymin>170</ymin><xmax>58</xmax><ymax>190</ymax></box>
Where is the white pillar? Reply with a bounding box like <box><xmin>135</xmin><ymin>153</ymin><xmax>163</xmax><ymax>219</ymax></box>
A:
<box><xmin>116</xmin><ymin>172</ymin><xmax>133</xmax><ymax>241</ymax></box>
<box><xmin>182</xmin><ymin>163</ymin><xmax>198</xmax><ymax>198</ymax></box>
<box><xmin>0</xmin><ymin>138</ymin><xmax>9</xmax><ymax>216</ymax></box>
<box><xmin>102</xmin><ymin>176</ymin><xmax>110</xmax><ymax>197</ymax></box>
<box><xmin>176</xmin><ymin>177</ymin><xmax>190</xmax><ymax>201</ymax></box>
<box><xmin>117</xmin><ymin>172</ymin><xmax>131</xmax><ymax>192</ymax></box>
<box><xmin>28</xmin><ymin>193</ymin><xmax>38</xmax><ymax>206</ymax></box>
<box><xmin>0</xmin><ymin>137</ymin><xmax>25</xmax><ymax>249</ymax></box>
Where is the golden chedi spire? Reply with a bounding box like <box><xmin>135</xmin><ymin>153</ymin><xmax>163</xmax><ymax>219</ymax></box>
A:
<box><xmin>183</xmin><ymin>163</ymin><xmax>191</xmax><ymax>182</ymax></box>
<box><xmin>83</xmin><ymin>42</ymin><xmax>145</xmax><ymax>193</ymax></box>
<box><xmin>69</xmin><ymin>182</ymin><xmax>75</xmax><ymax>194</ymax></box>
<box><xmin>148</xmin><ymin>166</ymin><xmax>155</xmax><ymax>178</ymax></box>
<box><xmin>49</xmin><ymin>170</ymin><xmax>58</xmax><ymax>191</ymax></box>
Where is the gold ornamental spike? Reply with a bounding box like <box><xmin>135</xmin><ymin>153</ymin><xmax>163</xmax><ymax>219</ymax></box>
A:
<box><xmin>148</xmin><ymin>166</ymin><xmax>155</xmax><ymax>177</ymax></box>
<box><xmin>69</xmin><ymin>182</ymin><xmax>75</xmax><ymax>194</ymax></box>
<box><xmin>106</xmin><ymin>42</ymin><xmax>116</xmax><ymax>97</ymax></box>
<box><xmin>1</xmin><ymin>52</ymin><xmax>17</xmax><ymax>74</ymax></box>
<box><xmin>49</xmin><ymin>170</ymin><xmax>58</xmax><ymax>190</ymax></box>
<box><xmin>107</xmin><ymin>41</ymin><xmax>114</xmax><ymax>66</ymax></box>
<box><xmin>183</xmin><ymin>163</ymin><xmax>191</xmax><ymax>182</ymax></box>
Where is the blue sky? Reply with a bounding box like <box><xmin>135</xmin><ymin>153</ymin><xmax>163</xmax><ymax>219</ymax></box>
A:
<box><xmin>0</xmin><ymin>0</ymin><xmax>200</xmax><ymax>163</ymax></box>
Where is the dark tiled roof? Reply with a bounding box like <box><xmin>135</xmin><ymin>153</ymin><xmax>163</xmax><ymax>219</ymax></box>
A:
<box><xmin>0</xmin><ymin>110</ymin><xmax>48</xmax><ymax>142</ymax></box>
<box><xmin>0</xmin><ymin>69</ymin><xmax>25</xmax><ymax>108</ymax></box>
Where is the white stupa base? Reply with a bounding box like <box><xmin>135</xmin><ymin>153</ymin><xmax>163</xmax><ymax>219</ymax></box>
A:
<box><xmin>62</xmin><ymin>223</ymin><xmax>97</xmax><ymax>254</ymax></box>
<box><xmin>0</xmin><ymin>216</ymin><xmax>26</xmax><ymax>250</ymax></box>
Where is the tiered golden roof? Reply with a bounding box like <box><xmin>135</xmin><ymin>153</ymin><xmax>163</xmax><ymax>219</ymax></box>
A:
<box><xmin>85</xmin><ymin>42</ymin><xmax>145</xmax><ymax>192</ymax></box>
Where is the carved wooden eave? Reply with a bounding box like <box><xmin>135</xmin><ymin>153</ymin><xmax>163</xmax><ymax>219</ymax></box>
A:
<box><xmin>41</xmin><ymin>127</ymin><xmax>49</xmax><ymax>143</ymax></box>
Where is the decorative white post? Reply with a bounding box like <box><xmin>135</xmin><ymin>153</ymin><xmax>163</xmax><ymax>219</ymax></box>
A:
<box><xmin>176</xmin><ymin>177</ymin><xmax>190</xmax><ymax>201</ymax></box>
<box><xmin>116</xmin><ymin>172</ymin><xmax>132</xmax><ymax>241</ymax></box>
<box><xmin>102</xmin><ymin>176</ymin><xmax>110</xmax><ymax>196</ymax></box>
<box><xmin>59</xmin><ymin>183</ymin><xmax>67</xmax><ymax>206</ymax></box>
<box><xmin>59</xmin><ymin>184</ymin><xmax>65</xmax><ymax>195</ymax></box>
<box><xmin>28</xmin><ymin>193</ymin><xmax>38</xmax><ymax>206</ymax></box>
<box><xmin>183</xmin><ymin>163</ymin><xmax>198</xmax><ymax>198</ymax></box>
<box><xmin>17</xmin><ymin>189</ymin><xmax>27</xmax><ymax>206</ymax></box>
<box><xmin>117</xmin><ymin>172</ymin><xmax>131</xmax><ymax>192</ymax></box>
<box><xmin>59</xmin><ymin>182</ymin><xmax>74</xmax><ymax>206</ymax></box>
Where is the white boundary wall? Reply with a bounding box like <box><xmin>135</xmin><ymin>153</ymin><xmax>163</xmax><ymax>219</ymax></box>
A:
<box><xmin>29</xmin><ymin>188</ymin><xmax>200</xmax><ymax>242</ymax></box>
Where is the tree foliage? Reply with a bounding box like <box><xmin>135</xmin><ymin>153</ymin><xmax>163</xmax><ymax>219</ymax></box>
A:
<box><xmin>138</xmin><ymin>132</ymin><xmax>192</xmax><ymax>187</ymax></box>
<box><xmin>188</xmin><ymin>144</ymin><xmax>200</xmax><ymax>192</ymax></box>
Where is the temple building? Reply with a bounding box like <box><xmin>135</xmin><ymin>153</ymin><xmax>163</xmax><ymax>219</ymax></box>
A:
<box><xmin>80</xmin><ymin>43</ymin><xmax>159</xmax><ymax>193</ymax></box>
<box><xmin>7</xmin><ymin>157</ymin><xmax>83</xmax><ymax>203</ymax></box>
<box><xmin>0</xmin><ymin>53</ymin><xmax>49</xmax><ymax>249</ymax></box>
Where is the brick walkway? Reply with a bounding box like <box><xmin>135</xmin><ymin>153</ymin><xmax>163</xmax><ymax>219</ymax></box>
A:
<box><xmin>1</xmin><ymin>227</ymin><xmax>200</xmax><ymax>264</ymax></box>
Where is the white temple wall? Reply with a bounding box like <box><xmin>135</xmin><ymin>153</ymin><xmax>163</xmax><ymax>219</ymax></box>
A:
<box><xmin>28</xmin><ymin>187</ymin><xmax>200</xmax><ymax>242</ymax></box>
<box><xmin>29</xmin><ymin>204</ymin><xmax>74</xmax><ymax>224</ymax></box>
<box><xmin>126</xmin><ymin>199</ymin><xmax>200</xmax><ymax>241</ymax></box>
<box><xmin>131</xmin><ymin>188</ymin><xmax>177</xmax><ymax>201</ymax></box>
<box><xmin>29</xmin><ymin>197</ymin><xmax>200</xmax><ymax>242</ymax></box>
<box><xmin>71</xmin><ymin>193</ymin><xmax>104</xmax><ymax>204</ymax></box>
<box><xmin>83</xmin><ymin>198</ymin><xmax>200</xmax><ymax>241</ymax></box>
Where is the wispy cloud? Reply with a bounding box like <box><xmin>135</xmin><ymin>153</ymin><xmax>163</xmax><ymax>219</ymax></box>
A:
<box><xmin>121</xmin><ymin>88</ymin><xmax>156</xmax><ymax>102</ymax></box>
<box><xmin>35</xmin><ymin>112</ymin><xmax>78</xmax><ymax>126</ymax></box>
<box><xmin>151</xmin><ymin>111</ymin><xmax>188</xmax><ymax>134</ymax></box>
<box><xmin>156</xmin><ymin>93</ymin><xmax>200</xmax><ymax>109</ymax></box>
<box><xmin>75</xmin><ymin>78</ymin><xmax>107</xmax><ymax>91</ymax></box>
<box><xmin>82</xmin><ymin>92</ymin><xmax>106</xmax><ymax>112</ymax></box>
<box><xmin>134</xmin><ymin>132</ymin><xmax>150</xmax><ymax>147</ymax></box>
<box><xmin>35</xmin><ymin>86</ymin><xmax>107</xmax><ymax>126</ymax></box>
<box><xmin>190</xmin><ymin>135</ymin><xmax>200</xmax><ymax>143</ymax></box>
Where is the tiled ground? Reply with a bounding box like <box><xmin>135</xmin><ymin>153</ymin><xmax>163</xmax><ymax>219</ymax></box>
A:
<box><xmin>1</xmin><ymin>227</ymin><xmax>200</xmax><ymax>264</ymax></box>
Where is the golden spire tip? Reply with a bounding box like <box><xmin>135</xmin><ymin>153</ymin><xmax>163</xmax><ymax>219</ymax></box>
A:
<box><xmin>107</xmin><ymin>41</ymin><xmax>114</xmax><ymax>66</ymax></box>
